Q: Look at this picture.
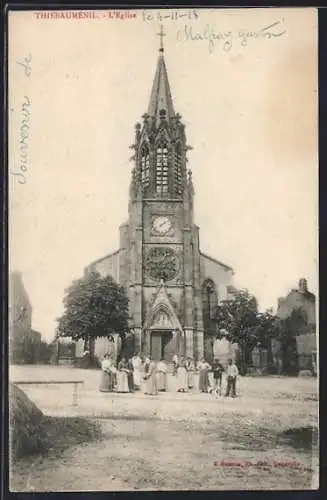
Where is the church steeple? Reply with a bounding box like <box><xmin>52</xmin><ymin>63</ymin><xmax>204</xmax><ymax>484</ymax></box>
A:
<box><xmin>148</xmin><ymin>26</ymin><xmax>175</xmax><ymax>128</ymax></box>
<box><xmin>130</xmin><ymin>27</ymin><xmax>192</xmax><ymax>200</ymax></box>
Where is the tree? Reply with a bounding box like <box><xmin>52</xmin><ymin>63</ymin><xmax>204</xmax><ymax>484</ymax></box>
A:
<box><xmin>215</xmin><ymin>290</ymin><xmax>280</xmax><ymax>374</ymax></box>
<box><xmin>56</xmin><ymin>272</ymin><xmax>130</xmax><ymax>361</ymax></box>
<box><xmin>215</xmin><ymin>290</ymin><xmax>258</xmax><ymax>374</ymax></box>
<box><xmin>253</xmin><ymin>311</ymin><xmax>281</xmax><ymax>372</ymax></box>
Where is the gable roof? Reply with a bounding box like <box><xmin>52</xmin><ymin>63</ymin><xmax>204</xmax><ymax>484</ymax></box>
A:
<box><xmin>85</xmin><ymin>249</ymin><xmax>120</xmax><ymax>271</ymax></box>
<box><xmin>200</xmin><ymin>252</ymin><xmax>234</xmax><ymax>272</ymax></box>
<box><xmin>143</xmin><ymin>280</ymin><xmax>183</xmax><ymax>331</ymax></box>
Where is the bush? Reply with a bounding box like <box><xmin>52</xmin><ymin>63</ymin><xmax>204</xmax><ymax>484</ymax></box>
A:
<box><xmin>267</xmin><ymin>363</ymin><xmax>278</xmax><ymax>375</ymax></box>
<box><xmin>78</xmin><ymin>355</ymin><xmax>101</xmax><ymax>369</ymax></box>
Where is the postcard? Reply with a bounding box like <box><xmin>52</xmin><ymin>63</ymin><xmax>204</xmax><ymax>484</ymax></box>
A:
<box><xmin>8</xmin><ymin>7</ymin><xmax>318</xmax><ymax>492</ymax></box>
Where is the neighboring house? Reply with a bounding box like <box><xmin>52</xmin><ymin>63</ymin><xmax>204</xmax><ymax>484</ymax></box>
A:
<box><xmin>9</xmin><ymin>271</ymin><xmax>43</xmax><ymax>364</ymax></box>
<box><xmin>9</xmin><ymin>271</ymin><xmax>32</xmax><ymax>341</ymax></box>
<box><xmin>275</xmin><ymin>278</ymin><xmax>317</xmax><ymax>373</ymax></box>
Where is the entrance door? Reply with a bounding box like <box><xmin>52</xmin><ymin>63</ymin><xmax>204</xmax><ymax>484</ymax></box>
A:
<box><xmin>162</xmin><ymin>332</ymin><xmax>173</xmax><ymax>359</ymax></box>
<box><xmin>151</xmin><ymin>332</ymin><xmax>162</xmax><ymax>361</ymax></box>
<box><xmin>151</xmin><ymin>331</ymin><xmax>173</xmax><ymax>360</ymax></box>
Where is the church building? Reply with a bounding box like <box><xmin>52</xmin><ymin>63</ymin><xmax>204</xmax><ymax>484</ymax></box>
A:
<box><xmin>84</xmin><ymin>30</ymin><xmax>235</xmax><ymax>362</ymax></box>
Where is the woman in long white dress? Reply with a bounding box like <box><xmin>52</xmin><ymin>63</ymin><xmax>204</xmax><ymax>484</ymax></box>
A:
<box><xmin>99</xmin><ymin>354</ymin><xmax>115</xmax><ymax>392</ymax></box>
<box><xmin>116</xmin><ymin>357</ymin><xmax>130</xmax><ymax>393</ymax></box>
<box><xmin>131</xmin><ymin>353</ymin><xmax>142</xmax><ymax>390</ymax></box>
<box><xmin>156</xmin><ymin>359</ymin><xmax>168</xmax><ymax>391</ymax></box>
<box><xmin>197</xmin><ymin>358</ymin><xmax>212</xmax><ymax>392</ymax></box>
<box><xmin>172</xmin><ymin>353</ymin><xmax>179</xmax><ymax>376</ymax></box>
<box><xmin>186</xmin><ymin>357</ymin><xmax>195</xmax><ymax>389</ymax></box>
<box><xmin>143</xmin><ymin>357</ymin><xmax>158</xmax><ymax>396</ymax></box>
<box><xmin>176</xmin><ymin>357</ymin><xmax>188</xmax><ymax>392</ymax></box>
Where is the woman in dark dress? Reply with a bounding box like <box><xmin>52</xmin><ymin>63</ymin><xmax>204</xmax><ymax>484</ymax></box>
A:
<box><xmin>127</xmin><ymin>358</ymin><xmax>135</xmax><ymax>392</ymax></box>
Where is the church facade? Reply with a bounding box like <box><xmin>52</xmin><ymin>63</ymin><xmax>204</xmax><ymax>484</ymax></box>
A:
<box><xmin>85</xmin><ymin>38</ymin><xmax>235</xmax><ymax>362</ymax></box>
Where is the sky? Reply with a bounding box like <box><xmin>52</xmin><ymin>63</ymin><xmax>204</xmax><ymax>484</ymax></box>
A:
<box><xmin>9</xmin><ymin>8</ymin><xmax>318</xmax><ymax>341</ymax></box>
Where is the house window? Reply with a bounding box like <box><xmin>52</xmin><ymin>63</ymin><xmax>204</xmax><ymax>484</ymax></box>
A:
<box><xmin>140</xmin><ymin>145</ymin><xmax>150</xmax><ymax>188</ymax></box>
<box><xmin>156</xmin><ymin>143</ymin><xmax>169</xmax><ymax>194</ymax></box>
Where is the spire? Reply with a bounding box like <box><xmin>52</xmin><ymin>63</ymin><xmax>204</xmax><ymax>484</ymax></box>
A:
<box><xmin>157</xmin><ymin>24</ymin><xmax>166</xmax><ymax>53</ymax></box>
<box><xmin>147</xmin><ymin>26</ymin><xmax>175</xmax><ymax>126</ymax></box>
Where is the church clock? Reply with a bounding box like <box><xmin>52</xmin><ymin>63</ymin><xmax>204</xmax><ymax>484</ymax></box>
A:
<box><xmin>152</xmin><ymin>215</ymin><xmax>173</xmax><ymax>235</ymax></box>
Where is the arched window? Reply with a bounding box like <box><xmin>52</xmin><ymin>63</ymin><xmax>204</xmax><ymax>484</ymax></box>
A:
<box><xmin>155</xmin><ymin>142</ymin><xmax>169</xmax><ymax>194</ymax></box>
<box><xmin>174</xmin><ymin>143</ymin><xmax>183</xmax><ymax>195</ymax></box>
<box><xmin>140</xmin><ymin>145</ymin><xmax>150</xmax><ymax>188</ymax></box>
<box><xmin>202</xmin><ymin>279</ymin><xmax>218</xmax><ymax>322</ymax></box>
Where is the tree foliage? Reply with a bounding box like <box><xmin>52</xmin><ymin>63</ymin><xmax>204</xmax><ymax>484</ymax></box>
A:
<box><xmin>215</xmin><ymin>289</ymin><xmax>309</xmax><ymax>374</ymax></box>
<box><xmin>216</xmin><ymin>290</ymin><xmax>259</xmax><ymax>348</ymax></box>
<box><xmin>279</xmin><ymin>308</ymin><xmax>308</xmax><ymax>339</ymax></box>
<box><xmin>278</xmin><ymin>308</ymin><xmax>308</xmax><ymax>375</ymax></box>
<box><xmin>56</xmin><ymin>272</ymin><xmax>130</xmax><ymax>342</ymax></box>
<box><xmin>215</xmin><ymin>289</ymin><xmax>281</xmax><ymax>372</ymax></box>
<box><xmin>254</xmin><ymin>311</ymin><xmax>281</xmax><ymax>349</ymax></box>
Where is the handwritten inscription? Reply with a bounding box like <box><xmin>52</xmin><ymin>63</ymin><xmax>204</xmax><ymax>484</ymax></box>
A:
<box><xmin>16</xmin><ymin>54</ymin><xmax>32</xmax><ymax>77</ymax></box>
<box><xmin>11</xmin><ymin>96</ymin><xmax>31</xmax><ymax>185</ymax></box>
<box><xmin>142</xmin><ymin>9</ymin><xmax>199</xmax><ymax>23</ymax></box>
<box><xmin>12</xmin><ymin>55</ymin><xmax>32</xmax><ymax>185</ymax></box>
<box><xmin>177</xmin><ymin>21</ymin><xmax>286</xmax><ymax>53</ymax></box>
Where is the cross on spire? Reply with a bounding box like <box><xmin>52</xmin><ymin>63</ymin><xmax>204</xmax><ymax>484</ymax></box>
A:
<box><xmin>157</xmin><ymin>25</ymin><xmax>166</xmax><ymax>53</ymax></box>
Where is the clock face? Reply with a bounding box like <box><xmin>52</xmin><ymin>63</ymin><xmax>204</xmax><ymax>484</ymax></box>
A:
<box><xmin>152</xmin><ymin>216</ymin><xmax>172</xmax><ymax>235</ymax></box>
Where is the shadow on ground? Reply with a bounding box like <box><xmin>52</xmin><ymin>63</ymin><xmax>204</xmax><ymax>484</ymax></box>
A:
<box><xmin>12</xmin><ymin>416</ymin><xmax>102</xmax><ymax>462</ymax></box>
<box><xmin>278</xmin><ymin>426</ymin><xmax>318</xmax><ymax>452</ymax></box>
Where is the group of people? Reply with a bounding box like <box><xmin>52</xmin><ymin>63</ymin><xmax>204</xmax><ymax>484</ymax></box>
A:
<box><xmin>99</xmin><ymin>353</ymin><xmax>159</xmax><ymax>395</ymax></box>
<box><xmin>99</xmin><ymin>352</ymin><xmax>239</xmax><ymax>398</ymax></box>
<box><xmin>173</xmin><ymin>355</ymin><xmax>239</xmax><ymax>397</ymax></box>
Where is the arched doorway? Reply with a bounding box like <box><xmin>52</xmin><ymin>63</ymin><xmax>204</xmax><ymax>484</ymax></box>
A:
<box><xmin>142</xmin><ymin>280</ymin><xmax>185</xmax><ymax>361</ymax></box>
<box><xmin>149</xmin><ymin>309</ymin><xmax>178</xmax><ymax>361</ymax></box>
<box><xmin>150</xmin><ymin>329</ymin><xmax>174</xmax><ymax>361</ymax></box>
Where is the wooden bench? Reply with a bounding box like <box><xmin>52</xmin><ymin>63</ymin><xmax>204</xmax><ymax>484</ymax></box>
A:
<box><xmin>12</xmin><ymin>380</ymin><xmax>84</xmax><ymax>406</ymax></box>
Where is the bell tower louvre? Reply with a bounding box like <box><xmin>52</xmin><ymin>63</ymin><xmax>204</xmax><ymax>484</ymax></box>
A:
<box><xmin>85</xmin><ymin>27</ymin><xmax>235</xmax><ymax>362</ymax></box>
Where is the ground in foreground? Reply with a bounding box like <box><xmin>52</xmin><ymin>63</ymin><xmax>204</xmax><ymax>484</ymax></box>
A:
<box><xmin>10</xmin><ymin>365</ymin><xmax>318</xmax><ymax>491</ymax></box>
<box><xmin>11</xmin><ymin>415</ymin><xmax>317</xmax><ymax>491</ymax></box>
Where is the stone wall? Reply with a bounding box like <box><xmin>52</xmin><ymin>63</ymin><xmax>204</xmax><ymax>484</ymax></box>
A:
<box><xmin>200</xmin><ymin>254</ymin><xmax>233</xmax><ymax>303</ymax></box>
<box><xmin>213</xmin><ymin>338</ymin><xmax>238</xmax><ymax>367</ymax></box>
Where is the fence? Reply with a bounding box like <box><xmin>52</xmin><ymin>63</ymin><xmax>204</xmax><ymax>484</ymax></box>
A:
<box><xmin>13</xmin><ymin>380</ymin><xmax>84</xmax><ymax>406</ymax></box>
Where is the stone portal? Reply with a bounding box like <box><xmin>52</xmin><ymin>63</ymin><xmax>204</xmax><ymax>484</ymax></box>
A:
<box><xmin>150</xmin><ymin>330</ymin><xmax>173</xmax><ymax>361</ymax></box>
<box><xmin>143</xmin><ymin>281</ymin><xmax>184</xmax><ymax>360</ymax></box>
